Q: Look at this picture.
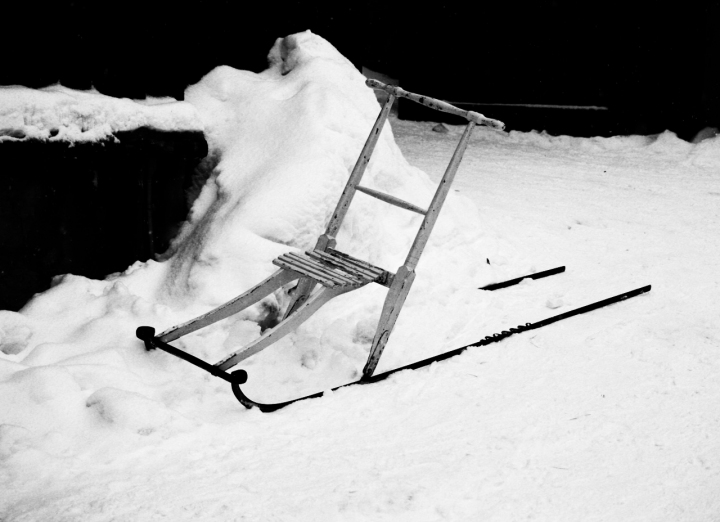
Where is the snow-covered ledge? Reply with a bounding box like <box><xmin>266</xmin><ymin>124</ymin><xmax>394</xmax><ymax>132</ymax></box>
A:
<box><xmin>0</xmin><ymin>84</ymin><xmax>202</xmax><ymax>142</ymax></box>
<box><xmin>0</xmin><ymin>87</ymin><xmax>208</xmax><ymax>311</ymax></box>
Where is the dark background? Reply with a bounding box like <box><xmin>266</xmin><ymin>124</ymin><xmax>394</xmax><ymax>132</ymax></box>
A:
<box><xmin>2</xmin><ymin>0</ymin><xmax>718</xmax><ymax>139</ymax></box>
<box><xmin>1</xmin><ymin>0</ymin><xmax>718</xmax><ymax>310</ymax></box>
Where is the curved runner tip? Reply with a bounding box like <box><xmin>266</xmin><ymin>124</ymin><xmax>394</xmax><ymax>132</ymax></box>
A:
<box><xmin>231</xmin><ymin>380</ymin><xmax>292</xmax><ymax>412</ymax></box>
<box><xmin>231</xmin><ymin>371</ymin><xmax>330</xmax><ymax>412</ymax></box>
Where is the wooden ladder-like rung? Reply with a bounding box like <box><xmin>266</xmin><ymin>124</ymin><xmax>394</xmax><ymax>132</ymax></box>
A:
<box><xmin>355</xmin><ymin>185</ymin><xmax>427</xmax><ymax>215</ymax></box>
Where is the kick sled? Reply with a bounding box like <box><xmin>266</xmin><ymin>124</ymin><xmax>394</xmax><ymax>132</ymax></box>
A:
<box><xmin>136</xmin><ymin>79</ymin><xmax>651</xmax><ymax>411</ymax></box>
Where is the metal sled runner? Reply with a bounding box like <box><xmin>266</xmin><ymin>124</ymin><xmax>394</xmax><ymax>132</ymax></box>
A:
<box><xmin>136</xmin><ymin>79</ymin><xmax>504</xmax><ymax>391</ymax></box>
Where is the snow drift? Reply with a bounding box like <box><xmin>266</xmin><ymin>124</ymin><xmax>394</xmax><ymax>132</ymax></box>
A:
<box><xmin>0</xmin><ymin>30</ymin><xmax>502</xmax><ymax>460</ymax></box>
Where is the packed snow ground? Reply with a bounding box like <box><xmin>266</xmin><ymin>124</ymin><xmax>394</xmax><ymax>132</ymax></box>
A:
<box><xmin>2</xmin><ymin>32</ymin><xmax>720</xmax><ymax>521</ymax></box>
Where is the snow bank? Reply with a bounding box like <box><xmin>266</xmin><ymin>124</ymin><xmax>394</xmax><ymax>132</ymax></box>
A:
<box><xmin>0</xmin><ymin>85</ymin><xmax>202</xmax><ymax>142</ymax></box>
<box><xmin>0</xmin><ymin>30</ymin><xmax>501</xmax><ymax>466</ymax></box>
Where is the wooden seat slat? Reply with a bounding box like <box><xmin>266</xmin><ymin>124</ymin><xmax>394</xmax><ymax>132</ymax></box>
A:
<box><xmin>306</xmin><ymin>250</ymin><xmax>379</xmax><ymax>280</ymax></box>
<box><xmin>325</xmin><ymin>249</ymin><xmax>386</xmax><ymax>275</ymax></box>
<box><xmin>284</xmin><ymin>252</ymin><xmax>363</xmax><ymax>285</ymax></box>
<box><xmin>273</xmin><ymin>257</ymin><xmax>340</xmax><ymax>288</ymax></box>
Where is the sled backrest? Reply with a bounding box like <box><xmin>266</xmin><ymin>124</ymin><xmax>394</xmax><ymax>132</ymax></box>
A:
<box><xmin>315</xmin><ymin>79</ymin><xmax>504</xmax><ymax>271</ymax></box>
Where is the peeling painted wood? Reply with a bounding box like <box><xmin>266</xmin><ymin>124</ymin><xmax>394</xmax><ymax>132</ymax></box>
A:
<box><xmin>366</xmin><ymin>78</ymin><xmax>505</xmax><ymax>130</ymax></box>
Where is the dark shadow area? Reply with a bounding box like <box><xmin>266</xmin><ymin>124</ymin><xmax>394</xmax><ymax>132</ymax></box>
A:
<box><xmin>1</xmin><ymin>1</ymin><xmax>717</xmax><ymax>138</ymax></box>
<box><xmin>1</xmin><ymin>1</ymin><xmax>717</xmax><ymax>310</ymax></box>
<box><xmin>0</xmin><ymin>130</ymin><xmax>207</xmax><ymax>310</ymax></box>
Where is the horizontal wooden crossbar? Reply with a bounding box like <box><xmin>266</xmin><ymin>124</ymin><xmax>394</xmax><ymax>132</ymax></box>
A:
<box><xmin>366</xmin><ymin>79</ymin><xmax>505</xmax><ymax>130</ymax></box>
<box><xmin>355</xmin><ymin>185</ymin><xmax>427</xmax><ymax>215</ymax></box>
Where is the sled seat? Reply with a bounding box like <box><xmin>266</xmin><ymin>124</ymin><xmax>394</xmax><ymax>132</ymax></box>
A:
<box><xmin>274</xmin><ymin>248</ymin><xmax>392</xmax><ymax>289</ymax></box>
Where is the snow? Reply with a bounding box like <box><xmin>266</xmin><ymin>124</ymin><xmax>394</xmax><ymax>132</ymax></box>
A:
<box><xmin>3</xmin><ymin>31</ymin><xmax>720</xmax><ymax>521</ymax></box>
<box><xmin>0</xmin><ymin>84</ymin><xmax>202</xmax><ymax>142</ymax></box>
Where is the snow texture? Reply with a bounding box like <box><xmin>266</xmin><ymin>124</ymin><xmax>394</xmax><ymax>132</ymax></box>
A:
<box><xmin>0</xmin><ymin>85</ymin><xmax>202</xmax><ymax>142</ymax></box>
<box><xmin>2</xmin><ymin>31</ymin><xmax>720</xmax><ymax>521</ymax></box>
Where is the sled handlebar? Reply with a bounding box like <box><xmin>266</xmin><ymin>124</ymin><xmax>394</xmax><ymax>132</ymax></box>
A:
<box><xmin>366</xmin><ymin>79</ymin><xmax>505</xmax><ymax>130</ymax></box>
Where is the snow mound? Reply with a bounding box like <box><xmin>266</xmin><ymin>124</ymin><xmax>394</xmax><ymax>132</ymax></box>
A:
<box><xmin>688</xmin><ymin>133</ymin><xmax>720</xmax><ymax>167</ymax></box>
<box><xmin>0</xmin><ymin>30</ymin><xmax>502</xmax><ymax>460</ymax></box>
<box><xmin>0</xmin><ymin>84</ymin><xmax>202</xmax><ymax>142</ymax></box>
<box><xmin>153</xmin><ymin>31</ymin><xmax>499</xmax><ymax>382</ymax></box>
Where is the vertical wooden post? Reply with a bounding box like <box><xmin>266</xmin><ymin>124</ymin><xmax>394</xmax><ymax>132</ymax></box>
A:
<box><xmin>362</xmin><ymin>265</ymin><xmax>415</xmax><ymax>377</ymax></box>
<box><xmin>315</xmin><ymin>93</ymin><xmax>396</xmax><ymax>252</ymax></box>
<box><xmin>404</xmin><ymin>121</ymin><xmax>475</xmax><ymax>271</ymax></box>
<box><xmin>362</xmin><ymin>121</ymin><xmax>476</xmax><ymax>378</ymax></box>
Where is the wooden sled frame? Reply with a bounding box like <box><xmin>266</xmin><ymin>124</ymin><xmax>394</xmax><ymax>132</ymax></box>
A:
<box><xmin>137</xmin><ymin>79</ymin><xmax>504</xmax><ymax>381</ymax></box>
